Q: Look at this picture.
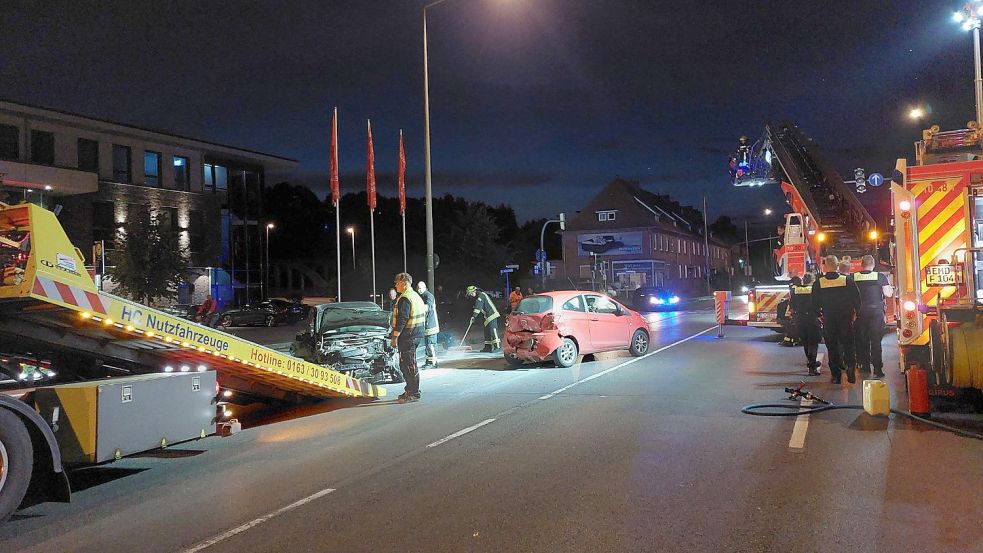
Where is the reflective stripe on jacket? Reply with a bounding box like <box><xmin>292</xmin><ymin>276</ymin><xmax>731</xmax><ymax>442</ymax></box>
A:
<box><xmin>391</xmin><ymin>289</ymin><xmax>427</xmax><ymax>339</ymax></box>
<box><xmin>472</xmin><ymin>291</ymin><xmax>500</xmax><ymax>325</ymax></box>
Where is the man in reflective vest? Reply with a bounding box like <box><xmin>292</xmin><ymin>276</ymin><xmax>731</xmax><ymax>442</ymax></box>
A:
<box><xmin>391</xmin><ymin>272</ymin><xmax>427</xmax><ymax>402</ymax></box>
<box><xmin>811</xmin><ymin>255</ymin><xmax>861</xmax><ymax>384</ymax></box>
<box><xmin>467</xmin><ymin>285</ymin><xmax>501</xmax><ymax>353</ymax></box>
<box><xmin>853</xmin><ymin>254</ymin><xmax>893</xmax><ymax>378</ymax></box>
<box><xmin>790</xmin><ymin>273</ymin><xmax>822</xmax><ymax>375</ymax></box>
<box><xmin>416</xmin><ymin>281</ymin><xmax>440</xmax><ymax>369</ymax></box>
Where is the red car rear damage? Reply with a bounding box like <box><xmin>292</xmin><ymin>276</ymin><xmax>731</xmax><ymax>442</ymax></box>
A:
<box><xmin>503</xmin><ymin>291</ymin><xmax>650</xmax><ymax>368</ymax></box>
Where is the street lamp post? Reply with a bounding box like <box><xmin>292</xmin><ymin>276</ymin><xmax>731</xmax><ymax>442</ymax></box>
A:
<box><xmin>954</xmin><ymin>2</ymin><xmax>983</xmax><ymax>125</ymax></box>
<box><xmin>346</xmin><ymin>227</ymin><xmax>355</xmax><ymax>269</ymax></box>
<box><xmin>265</xmin><ymin>223</ymin><xmax>274</xmax><ymax>299</ymax></box>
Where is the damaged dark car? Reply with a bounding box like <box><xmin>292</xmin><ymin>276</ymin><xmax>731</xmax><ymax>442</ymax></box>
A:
<box><xmin>290</xmin><ymin>302</ymin><xmax>403</xmax><ymax>385</ymax></box>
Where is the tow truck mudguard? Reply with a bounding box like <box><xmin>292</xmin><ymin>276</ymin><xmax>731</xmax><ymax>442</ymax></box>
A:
<box><xmin>0</xmin><ymin>394</ymin><xmax>71</xmax><ymax>505</ymax></box>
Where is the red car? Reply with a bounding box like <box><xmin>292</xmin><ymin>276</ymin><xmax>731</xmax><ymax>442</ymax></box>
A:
<box><xmin>503</xmin><ymin>291</ymin><xmax>650</xmax><ymax>368</ymax></box>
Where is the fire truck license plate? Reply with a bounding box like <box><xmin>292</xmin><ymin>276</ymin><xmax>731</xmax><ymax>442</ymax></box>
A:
<box><xmin>926</xmin><ymin>265</ymin><xmax>958</xmax><ymax>286</ymax></box>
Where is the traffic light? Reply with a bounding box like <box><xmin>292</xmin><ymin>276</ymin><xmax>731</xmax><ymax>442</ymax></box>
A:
<box><xmin>854</xmin><ymin>168</ymin><xmax>866</xmax><ymax>194</ymax></box>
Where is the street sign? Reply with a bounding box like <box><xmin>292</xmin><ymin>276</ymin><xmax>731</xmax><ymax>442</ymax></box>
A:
<box><xmin>505</xmin><ymin>264</ymin><xmax>519</xmax><ymax>270</ymax></box>
<box><xmin>535</xmin><ymin>249</ymin><xmax>546</xmax><ymax>262</ymax></box>
<box><xmin>925</xmin><ymin>263</ymin><xmax>959</xmax><ymax>286</ymax></box>
<box><xmin>868</xmin><ymin>172</ymin><xmax>884</xmax><ymax>187</ymax></box>
<box><xmin>500</xmin><ymin>267</ymin><xmax>515</xmax><ymax>274</ymax></box>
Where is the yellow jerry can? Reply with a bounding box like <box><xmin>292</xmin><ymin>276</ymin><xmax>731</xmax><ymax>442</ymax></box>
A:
<box><xmin>863</xmin><ymin>380</ymin><xmax>891</xmax><ymax>416</ymax></box>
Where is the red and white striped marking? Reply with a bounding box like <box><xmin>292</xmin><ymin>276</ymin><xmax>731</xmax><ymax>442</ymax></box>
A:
<box><xmin>32</xmin><ymin>275</ymin><xmax>108</xmax><ymax>314</ymax></box>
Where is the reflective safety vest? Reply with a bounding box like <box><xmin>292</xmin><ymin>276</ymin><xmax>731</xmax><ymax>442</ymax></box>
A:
<box><xmin>853</xmin><ymin>271</ymin><xmax>878</xmax><ymax>282</ymax></box>
<box><xmin>392</xmin><ymin>289</ymin><xmax>427</xmax><ymax>336</ymax></box>
<box><xmin>473</xmin><ymin>291</ymin><xmax>500</xmax><ymax>325</ymax></box>
<box><xmin>792</xmin><ymin>286</ymin><xmax>812</xmax><ymax>295</ymax></box>
<box><xmin>819</xmin><ymin>275</ymin><xmax>847</xmax><ymax>288</ymax></box>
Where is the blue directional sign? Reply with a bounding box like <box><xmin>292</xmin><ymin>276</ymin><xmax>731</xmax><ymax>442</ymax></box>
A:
<box><xmin>535</xmin><ymin>249</ymin><xmax>546</xmax><ymax>262</ymax></box>
<box><xmin>868</xmin><ymin>172</ymin><xmax>885</xmax><ymax>187</ymax></box>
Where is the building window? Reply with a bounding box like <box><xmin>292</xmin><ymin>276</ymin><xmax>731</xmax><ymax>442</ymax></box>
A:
<box><xmin>597</xmin><ymin>210</ymin><xmax>617</xmax><ymax>222</ymax></box>
<box><xmin>78</xmin><ymin>138</ymin><xmax>99</xmax><ymax>172</ymax></box>
<box><xmin>204</xmin><ymin>163</ymin><xmax>229</xmax><ymax>191</ymax></box>
<box><xmin>93</xmin><ymin>201</ymin><xmax>116</xmax><ymax>250</ymax></box>
<box><xmin>174</xmin><ymin>156</ymin><xmax>190</xmax><ymax>190</ymax></box>
<box><xmin>144</xmin><ymin>151</ymin><xmax>161</xmax><ymax>186</ymax></box>
<box><xmin>158</xmin><ymin>206</ymin><xmax>179</xmax><ymax>233</ymax></box>
<box><xmin>31</xmin><ymin>130</ymin><xmax>55</xmax><ymax>165</ymax></box>
<box><xmin>113</xmin><ymin>144</ymin><xmax>132</xmax><ymax>183</ymax></box>
<box><xmin>0</xmin><ymin>124</ymin><xmax>18</xmax><ymax>160</ymax></box>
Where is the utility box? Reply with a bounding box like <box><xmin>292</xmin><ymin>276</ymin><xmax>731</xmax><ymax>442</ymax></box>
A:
<box><xmin>863</xmin><ymin>379</ymin><xmax>891</xmax><ymax>416</ymax></box>
<box><xmin>34</xmin><ymin>372</ymin><xmax>217</xmax><ymax>464</ymax></box>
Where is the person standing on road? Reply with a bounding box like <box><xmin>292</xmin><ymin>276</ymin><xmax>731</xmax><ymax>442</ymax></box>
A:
<box><xmin>509</xmin><ymin>286</ymin><xmax>523</xmax><ymax>312</ymax></box>
<box><xmin>416</xmin><ymin>281</ymin><xmax>440</xmax><ymax>369</ymax></box>
<box><xmin>391</xmin><ymin>273</ymin><xmax>427</xmax><ymax>403</ymax></box>
<box><xmin>790</xmin><ymin>273</ymin><xmax>822</xmax><ymax>375</ymax></box>
<box><xmin>853</xmin><ymin>254</ymin><xmax>893</xmax><ymax>378</ymax></box>
<box><xmin>811</xmin><ymin>255</ymin><xmax>861</xmax><ymax>384</ymax></box>
<box><xmin>467</xmin><ymin>285</ymin><xmax>501</xmax><ymax>353</ymax></box>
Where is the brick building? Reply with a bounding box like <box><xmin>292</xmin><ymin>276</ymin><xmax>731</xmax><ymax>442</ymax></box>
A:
<box><xmin>560</xmin><ymin>178</ymin><xmax>732</xmax><ymax>296</ymax></box>
<box><xmin>0</xmin><ymin>100</ymin><xmax>296</xmax><ymax>306</ymax></box>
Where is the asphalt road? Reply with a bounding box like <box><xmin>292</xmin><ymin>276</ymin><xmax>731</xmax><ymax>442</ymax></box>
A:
<box><xmin>2</xmin><ymin>305</ymin><xmax>981</xmax><ymax>552</ymax></box>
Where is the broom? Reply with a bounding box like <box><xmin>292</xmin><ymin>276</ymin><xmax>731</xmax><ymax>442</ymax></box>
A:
<box><xmin>446</xmin><ymin>319</ymin><xmax>475</xmax><ymax>353</ymax></box>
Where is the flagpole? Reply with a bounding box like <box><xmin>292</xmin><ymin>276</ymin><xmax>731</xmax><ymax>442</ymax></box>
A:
<box><xmin>370</xmin><ymin>208</ymin><xmax>377</xmax><ymax>306</ymax></box>
<box><xmin>402</xmin><ymin>212</ymin><xmax>407</xmax><ymax>272</ymax></box>
<box><xmin>332</xmin><ymin>107</ymin><xmax>342</xmax><ymax>302</ymax></box>
<box><xmin>399</xmin><ymin>129</ymin><xmax>407</xmax><ymax>272</ymax></box>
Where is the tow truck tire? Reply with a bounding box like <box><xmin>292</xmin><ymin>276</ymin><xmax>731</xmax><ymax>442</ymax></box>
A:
<box><xmin>0</xmin><ymin>409</ymin><xmax>34</xmax><ymax>523</ymax></box>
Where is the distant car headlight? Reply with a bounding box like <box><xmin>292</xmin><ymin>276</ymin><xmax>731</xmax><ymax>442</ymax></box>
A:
<box><xmin>669</xmin><ymin>296</ymin><xmax>680</xmax><ymax>304</ymax></box>
<box><xmin>741</xmin><ymin>286</ymin><xmax>749</xmax><ymax>293</ymax></box>
<box><xmin>652</xmin><ymin>297</ymin><xmax>665</xmax><ymax>305</ymax></box>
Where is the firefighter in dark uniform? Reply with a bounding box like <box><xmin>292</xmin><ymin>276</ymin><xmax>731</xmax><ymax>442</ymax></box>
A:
<box><xmin>467</xmin><ymin>285</ymin><xmax>501</xmax><ymax>352</ymax></box>
<box><xmin>416</xmin><ymin>281</ymin><xmax>440</xmax><ymax>368</ymax></box>
<box><xmin>811</xmin><ymin>255</ymin><xmax>861</xmax><ymax>384</ymax></box>
<box><xmin>790</xmin><ymin>273</ymin><xmax>822</xmax><ymax>375</ymax></box>
<box><xmin>777</xmin><ymin>276</ymin><xmax>803</xmax><ymax>347</ymax></box>
<box><xmin>391</xmin><ymin>272</ymin><xmax>427</xmax><ymax>403</ymax></box>
<box><xmin>853</xmin><ymin>255</ymin><xmax>893</xmax><ymax>378</ymax></box>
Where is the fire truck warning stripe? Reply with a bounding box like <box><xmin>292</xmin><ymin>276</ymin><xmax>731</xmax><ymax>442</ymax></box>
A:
<box><xmin>918</xmin><ymin>196</ymin><xmax>965</xmax><ymax>245</ymax></box>
<box><xmin>916</xmin><ymin>180</ymin><xmax>964</xmax><ymax>221</ymax></box>
<box><xmin>920</xmin><ymin>220</ymin><xmax>966</xmax><ymax>269</ymax></box>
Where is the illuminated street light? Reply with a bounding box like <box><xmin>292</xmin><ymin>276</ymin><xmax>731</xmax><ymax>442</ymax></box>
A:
<box><xmin>264</xmin><ymin>223</ymin><xmax>275</xmax><ymax>300</ymax></box>
<box><xmin>763</xmin><ymin>208</ymin><xmax>773</xmax><ymax>216</ymax></box>
<box><xmin>869</xmin><ymin>230</ymin><xmax>879</xmax><ymax>241</ymax></box>
<box><xmin>953</xmin><ymin>1</ymin><xmax>983</xmax><ymax>125</ymax></box>
<box><xmin>909</xmin><ymin>107</ymin><xmax>925</xmax><ymax>120</ymax></box>
<box><xmin>346</xmin><ymin>227</ymin><xmax>356</xmax><ymax>269</ymax></box>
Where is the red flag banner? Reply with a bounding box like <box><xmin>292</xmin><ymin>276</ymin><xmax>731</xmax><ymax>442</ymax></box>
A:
<box><xmin>330</xmin><ymin>108</ymin><xmax>340</xmax><ymax>206</ymax></box>
<box><xmin>398</xmin><ymin>130</ymin><xmax>406</xmax><ymax>216</ymax></box>
<box><xmin>366</xmin><ymin>120</ymin><xmax>376</xmax><ymax>211</ymax></box>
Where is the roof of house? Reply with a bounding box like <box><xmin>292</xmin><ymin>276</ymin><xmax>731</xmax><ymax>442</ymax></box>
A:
<box><xmin>567</xmin><ymin>178</ymin><xmax>733</xmax><ymax>246</ymax></box>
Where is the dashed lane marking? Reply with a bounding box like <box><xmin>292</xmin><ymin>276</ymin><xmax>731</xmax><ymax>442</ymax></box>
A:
<box><xmin>788</xmin><ymin>399</ymin><xmax>813</xmax><ymax>450</ymax></box>
<box><xmin>427</xmin><ymin>418</ymin><xmax>498</xmax><ymax>448</ymax></box>
<box><xmin>537</xmin><ymin>325</ymin><xmax>717</xmax><ymax>401</ymax></box>
<box><xmin>180</xmin><ymin>488</ymin><xmax>336</xmax><ymax>553</ymax></box>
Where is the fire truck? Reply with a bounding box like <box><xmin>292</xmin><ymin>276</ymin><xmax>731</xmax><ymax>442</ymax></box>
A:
<box><xmin>891</xmin><ymin>125</ymin><xmax>983</xmax><ymax>411</ymax></box>
<box><xmin>719</xmin><ymin>122</ymin><xmax>882</xmax><ymax>329</ymax></box>
<box><xmin>0</xmin><ymin>202</ymin><xmax>387</xmax><ymax>522</ymax></box>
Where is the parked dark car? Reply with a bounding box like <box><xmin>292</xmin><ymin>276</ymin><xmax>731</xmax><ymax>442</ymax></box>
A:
<box><xmin>268</xmin><ymin>298</ymin><xmax>311</xmax><ymax>324</ymax></box>
<box><xmin>631</xmin><ymin>286</ymin><xmax>682</xmax><ymax>311</ymax></box>
<box><xmin>216</xmin><ymin>301</ymin><xmax>292</xmax><ymax>327</ymax></box>
<box><xmin>159</xmin><ymin>304</ymin><xmax>195</xmax><ymax>320</ymax></box>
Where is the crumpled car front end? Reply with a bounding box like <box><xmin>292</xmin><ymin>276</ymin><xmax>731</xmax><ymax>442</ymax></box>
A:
<box><xmin>315</xmin><ymin>329</ymin><xmax>402</xmax><ymax>384</ymax></box>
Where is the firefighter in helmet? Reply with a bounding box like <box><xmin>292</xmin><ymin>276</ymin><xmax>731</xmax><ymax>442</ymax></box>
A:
<box><xmin>467</xmin><ymin>285</ymin><xmax>501</xmax><ymax>353</ymax></box>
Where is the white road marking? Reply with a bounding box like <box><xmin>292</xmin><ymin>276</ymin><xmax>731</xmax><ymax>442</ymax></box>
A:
<box><xmin>180</xmin><ymin>487</ymin><xmax>336</xmax><ymax>553</ymax></box>
<box><xmin>427</xmin><ymin>418</ymin><xmax>497</xmax><ymax>448</ymax></box>
<box><xmin>788</xmin><ymin>399</ymin><xmax>813</xmax><ymax>450</ymax></box>
<box><xmin>537</xmin><ymin>326</ymin><xmax>717</xmax><ymax>400</ymax></box>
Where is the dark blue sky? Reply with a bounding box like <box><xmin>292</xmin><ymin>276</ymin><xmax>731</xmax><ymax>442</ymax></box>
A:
<box><xmin>0</xmin><ymin>1</ymin><xmax>974</xmax><ymax>222</ymax></box>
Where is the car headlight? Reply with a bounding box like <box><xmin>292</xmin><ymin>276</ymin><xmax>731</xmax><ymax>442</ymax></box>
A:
<box><xmin>649</xmin><ymin>296</ymin><xmax>659</xmax><ymax>305</ymax></box>
<box><xmin>669</xmin><ymin>296</ymin><xmax>680</xmax><ymax>304</ymax></box>
<box><xmin>652</xmin><ymin>298</ymin><xmax>665</xmax><ymax>305</ymax></box>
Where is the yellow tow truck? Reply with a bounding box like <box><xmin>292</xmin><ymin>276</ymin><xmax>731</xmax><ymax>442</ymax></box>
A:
<box><xmin>0</xmin><ymin>202</ymin><xmax>385</xmax><ymax>522</ymax></box>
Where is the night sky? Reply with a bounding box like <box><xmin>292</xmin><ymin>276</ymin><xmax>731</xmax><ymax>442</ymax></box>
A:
<box><xmin>0</xmin><ymin>1</ymin><xmax>974</xmax><ymax>223</ymax></box>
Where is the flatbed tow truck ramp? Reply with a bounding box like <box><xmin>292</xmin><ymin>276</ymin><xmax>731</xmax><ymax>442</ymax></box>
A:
<box><xmin>0</xmin><ymin>202</ymin><xmax>384</xmax><ymax>522</ymax></box>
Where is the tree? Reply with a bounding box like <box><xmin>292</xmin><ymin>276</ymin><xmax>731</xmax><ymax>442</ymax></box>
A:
<box><xmin>108</xmin><ymin>209</ymin><xmax>189</xmax><ymax>305</ymax></box>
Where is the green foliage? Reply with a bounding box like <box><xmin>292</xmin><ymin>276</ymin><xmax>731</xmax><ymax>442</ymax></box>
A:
<box><xmin>108</xmin><ymin>209</ymin><xmax>189</xmax><ymax>305</ymax></box>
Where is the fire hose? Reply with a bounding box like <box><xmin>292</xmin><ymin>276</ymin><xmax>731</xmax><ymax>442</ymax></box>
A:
<box><xmin>741</xmin><ymin>384</ymin><xmax>983</xmax><ymax>441</ymax></box>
